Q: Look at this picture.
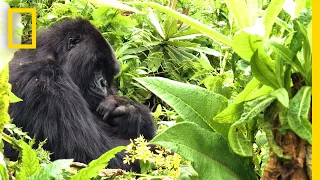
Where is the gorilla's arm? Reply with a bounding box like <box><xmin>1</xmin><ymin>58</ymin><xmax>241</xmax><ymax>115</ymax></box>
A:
<box><xmin>96</xmin><ymin>95</ymin><xmax>156</xmax><ymax>140</ymax></box>
<box><xmin>9</xmin><ymin>60</ymin><xmax>118</xmax><ymax>164</ymax></box>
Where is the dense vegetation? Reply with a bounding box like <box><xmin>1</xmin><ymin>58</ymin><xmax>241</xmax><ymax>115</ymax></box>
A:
<box><xmin>0</xmin><ymin>0</ymin><xmax>312</xmax><ymax>179</ymax></box>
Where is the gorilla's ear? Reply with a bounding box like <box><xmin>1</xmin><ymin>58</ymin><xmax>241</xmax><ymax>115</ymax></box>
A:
<box><xmin>68</xmin><ymin>35</ymin><xmax>82</xmax><ymax>49</ymax></box>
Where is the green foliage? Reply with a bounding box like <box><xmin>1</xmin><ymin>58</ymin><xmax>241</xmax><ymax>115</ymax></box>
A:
<box><xmin>136</xmin><ymin>77</ymin><xmax>229</xmax><ymax>135</ymax></box>
<box><xmin>287</xmin><ymin>86</ymin><xmax>312</xmax><ymax>144</ymax></box>
<box><xmin>228</xmin><ymin>95</ymin><xmax>275</xmax><ymax>157</ymax></box>
<box><xmin>15</xmin><ymin>140</ymin><xmax>41</xmax><ymax>180</ymax></box>
<box><xmin>29</xmin><ymin>159</ymin><xmax>73</xmax><ymax>180</ymax></box>
<box><xmin>151</xmin><ymin>122</ymin><xmax>256</xmax><ymax>180</ymax></box>
<box><xmin>71</xmin><ymin>146</ymin><xmax>126</xmax><ymax>180</ymax></box>
<box><xmin>123</xmin><ymin>136</ymin><xmax>188</xmax><ymax>179</ymax></box>
<box><xmin>2</xmin><ymin>0</ymin><xmax>313</xmax><ymax>179</ymax></box>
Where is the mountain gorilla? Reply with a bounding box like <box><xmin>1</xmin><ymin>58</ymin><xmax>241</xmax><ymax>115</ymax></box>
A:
<box><xmin>7</xmin><ymin>18</ymin><xmax>156</xmax><ymax>170</ymax></box>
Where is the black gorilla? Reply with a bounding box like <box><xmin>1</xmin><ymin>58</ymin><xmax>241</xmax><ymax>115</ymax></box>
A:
<box><xmin>7</xmin><ymin>18</ymin><xmax>156</xmax><ymax>170</ymax></box>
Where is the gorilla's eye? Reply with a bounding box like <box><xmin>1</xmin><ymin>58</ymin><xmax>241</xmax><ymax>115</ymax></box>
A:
<box><xmin>68</xmin><ymin>35</ymin><xmax>81</xmax><ymax>49</ymax></box>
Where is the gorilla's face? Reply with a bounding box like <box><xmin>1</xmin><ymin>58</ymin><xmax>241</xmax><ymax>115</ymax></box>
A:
<box><xmin>51</xmin><ymin>18</ymin><xmax>120</xmax><ymax>109</ymax></box>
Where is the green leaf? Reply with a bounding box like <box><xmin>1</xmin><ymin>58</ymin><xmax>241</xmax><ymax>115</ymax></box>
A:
<box><xmin>228</xmin><ymin>96</ymin><xmax>275</xmax><ymax>156</ymax></box>
<box><xmin>288</xmin><ymin>86</ymin><xmax>312</xmax><ymax>144</ymax></box>
<box><xmin>71</xmin><ymin>146</ymin><xmax>126</xmax><ymax>180</ymax></box>
<box><xmin>148</xmin><ymin>9</ymin><xmax>165</xmax><ymax>39</ymax></box>
<box><xmin>164</xmin><ymin>17</ymin><xmax>179</xmax><ymax>38</ymax></box>
<box><xmin>263</xmin><ymin>0</ymin><xmax>286</xmax><ymax>38</ymax></box>
<box><xmin>296</xmin><ymin>21</ymin><xmax>312</xmax><ymax>85</ymax></box>
<box><xmin>9</xmin><ymin>92</ymin><xmax>22</xmax><ymax>103</ymax></box>
<box><xmin>250</xmin><ymin>49</ymin><xmax>279</xmax><ymax>89</ymax></box>
<box><xmin>136</xmin><ymin>77</ymin><xmax>229</xmax><ymax>135</ymax></box>
<box><xmin>232</xmin><ymin>25</ymin><xmax>264</xmax><ymax>61</ymax></box>
<box><xmin>233</xmin><ymin>78</ymin><xmax>273</xmax><ymax>103</ymax></box>
<box><xmin>16</xmin><ymin>140</ymin><xmax>41</xmax><ymax>180</ymax></box>
<box><xmin>270</xmin><ymin>88</ymin><xmax>289</xmax><ymax>108</ymax></box>
<box><xmin>213</xmin><ymin>103</ymin><xmax>244</xmax><ymax>124</ymax></box>
<box><xmin>269</xmin><ymin>41</ymin><xmax>305</xmax><ymax>75</ymax></box>
<box><xmin>151</xmin><ymin>122</ymin><xmax>256</xmax><ymax>180</ymax></box>
<box><xmin>198</xmin><ymin>52</ymin><xmax>213</xmax><ymax>71</ymax></box>
<box><xmin>29</xmin><ymin>159</ymin><xmax>73</xmax><ymax>180</ymax></box>
<box><xmin>224</xmin><ymin>0</ymin><xmax>251</xmax><ymax>28</ymax></box>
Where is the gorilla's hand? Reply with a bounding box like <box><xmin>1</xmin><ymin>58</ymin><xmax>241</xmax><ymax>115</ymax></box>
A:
<box><xmin>96</xmin><ymin>95</ymin><xmax>156</xmax><ymax>140</ymax></box>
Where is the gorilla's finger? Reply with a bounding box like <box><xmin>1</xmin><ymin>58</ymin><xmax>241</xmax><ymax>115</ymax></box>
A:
<box><xmin>110</xmin><ymin>106</ymin><xmax>127</xmax><ymax>117</ymax></box>
<box><xmin>97</xmin><ymin>100</ymin><xmax>117</xmax><ymax>117</ymax></box>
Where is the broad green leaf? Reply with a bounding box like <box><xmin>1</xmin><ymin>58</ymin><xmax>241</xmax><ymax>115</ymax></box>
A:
<box><xmin>250</xmin><ymin>49</ymin><xmax>279</xmax><ymax>89</ymax></box>
<box><xmin>16</xmin><ymin>140</ymin><xmax>41</xmax><ymax>180</ymax></box>
<box><xmin>128</xmin><ymin>2</ymin><xmax>232</xmax><ymax>46</ymax></box>
<box><xmin>224</xmin><ymin>0</ymin><xmax>250</xmax><ymax>28</ymax></box>
<box><xmin>263</xmin><ymin>0</ymin><xmax>286</xmax><ymax>38</ymax></box>
<box><xmin>270</xmin><ymin>88</ymin><xmax>289</xmax><ymax>108</ymax></box>
<box><xmin>29</xmin><ymin>159</ymin><xmax>74</xmax><ymax>180</ymax></box>
<box><xmin>9</xmin><ymin>92</ymin><xmax>22</xmax><ymax>103</ymax></box>
<box><xmin>151</xmin><ymin>122</ymin><xmax>256</xmax><ymax>180</ymax></box>
<box><xmin>213</xmin><ymin>103</ymin><xmax>244</xmax><ymax>124</ymax></box>
<box><xmin>228</xmin><ymin>96</ymin><xmax>275</xmax><ymax>156</ymax></box>
<box><xmin>71</xmin><ymin>146</ymin><xmax>126</xmax><ymax>180</ymax></box>
<box><xmin>233</xmin><ymin>78</ymin><xmax>273</xmax><ymax>103</ymax></box>
<box><xmin>148</xmin><ymin>9</ymin><xmax>165</xmax><ymax>39</ymax></box>
<box><xmin>136</xmin><ymin>77</ymin><xmax>229</xmax><ymax>135</ymax></box>
<box><xmin>288</xmin><ymin>86</ymin><xmax>312</xmax><ymax>144</ymax></box>
<box><xmin>232</xmin><ymin>25</ymin><xmax>264</xmax><ymax>61</ymax></box>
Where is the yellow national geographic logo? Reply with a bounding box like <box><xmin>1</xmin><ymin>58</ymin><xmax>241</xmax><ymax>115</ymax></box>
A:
<box><xmin>8</xmin><ymin>8</ymin><xmax>36</xmax><ymax>49</ymax></box>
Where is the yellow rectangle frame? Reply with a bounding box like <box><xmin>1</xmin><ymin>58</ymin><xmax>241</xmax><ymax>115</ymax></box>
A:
<box><xmin>8</xmin><ymin>8</ymin><xmax>36</xmax><ymax>49</ymax></box>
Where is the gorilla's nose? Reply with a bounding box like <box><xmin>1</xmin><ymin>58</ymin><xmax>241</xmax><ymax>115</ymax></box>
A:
<box><xmin>98</xmin><ymin>78</ymin><xmax>107</xmax><ymax>88</ymax></box>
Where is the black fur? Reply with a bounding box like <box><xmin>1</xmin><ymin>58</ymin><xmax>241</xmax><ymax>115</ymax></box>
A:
<box><xmin>7</xmin><ymin>18</ymin><xmax>156</xmax><ymax>170</ymax></box>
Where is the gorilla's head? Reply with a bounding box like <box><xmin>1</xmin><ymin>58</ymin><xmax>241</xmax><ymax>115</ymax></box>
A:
<box><xmin>36</xmin><ymin>18</ymin><xmax>120</xmax><ymax>108</ymax></box>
